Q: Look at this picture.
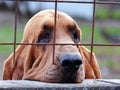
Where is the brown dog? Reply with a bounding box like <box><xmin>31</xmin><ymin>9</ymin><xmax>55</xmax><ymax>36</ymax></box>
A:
<box><xmin>2</xmin><ymin>10</ymin><xmax>101</xmax><ymax>83</ymax></box>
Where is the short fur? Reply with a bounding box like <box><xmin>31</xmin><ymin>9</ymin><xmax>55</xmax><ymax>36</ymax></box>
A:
<box><xmin>2</xmin><ymin>10</ymin><xmax>102</xmax><ymax>83</ymax></box>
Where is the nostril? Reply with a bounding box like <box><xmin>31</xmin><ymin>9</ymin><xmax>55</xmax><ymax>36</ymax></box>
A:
<box><xmin>74</xmin><ymin>60</ymin><xmax>82</xmax><ymax>70</ymax></box>
<box><xmin>61</xmin><ymin>59</ymin><xmax>82</xmax><ymax>71</ymax></box>
<box><xmin>60</xmin><ymin>52</ymin><xmax>82</xmax><ymax>72</ymax></box>
<box><xmin>61</xmin><ymin>60</ymin><xmax>71</xmax><ymax>67</ymax></box>
<box><xmin>74</xmin><ymin>59</ymin><xmax>82</xmax><ymax>66</ymax></box>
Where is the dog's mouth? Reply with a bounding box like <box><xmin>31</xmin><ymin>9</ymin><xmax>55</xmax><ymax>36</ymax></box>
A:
<box><xmin>60</xmin><ymin>71</ymin><xmax>78</xmax><ymax>83</ymax></box>
<box><xmin>23</xmin><ymin>64</ymin><xmax>84</xmax><ymax>83</ymax></box>
<box><xmin>43</xmin><ymin>64</ymin><xmax>84</xmax><ymax>83</ymax></box>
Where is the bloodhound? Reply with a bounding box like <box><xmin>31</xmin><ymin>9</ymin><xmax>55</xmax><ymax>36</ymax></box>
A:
<box><xmin>2</xmin><ymin>10</ymin><xmax>102</xmax><ymax>83</ymax></box>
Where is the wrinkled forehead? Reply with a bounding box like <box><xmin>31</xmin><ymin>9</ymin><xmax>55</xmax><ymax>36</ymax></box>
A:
<box><xmin>35</xmin><ymin>10</ymin><xmax>76</xmax><ymax>27</ymax></box>
<box><xmin>23</xmin><ymin>10</ymin><xmax>77</xmax><ymax>39</ymax></box>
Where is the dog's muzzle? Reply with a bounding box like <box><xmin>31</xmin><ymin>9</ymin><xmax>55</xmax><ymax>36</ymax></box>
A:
<box><xmin>60</xmin><ymin>52</ymin><xmax>82</xmax><ymax>72</ymax></box>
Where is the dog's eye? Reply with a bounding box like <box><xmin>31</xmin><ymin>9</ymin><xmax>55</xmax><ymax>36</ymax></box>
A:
<box><xmin>67</xmin><ymin>24</ymin><xmax>80</xmax><ymax>43</ymax></box>
<box><xmin>71</xmin><ymin>30</ymin><xmax>80</xmax><ymax>43</ymax></box>
<box><xmin>37</xmin><ymin>29</ymin><xmax>51</xmax><ymax>43</ymax></box>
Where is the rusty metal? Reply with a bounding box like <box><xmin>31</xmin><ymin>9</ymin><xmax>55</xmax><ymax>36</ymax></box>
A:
<box><xmin>0</xmin><ymin>43</ymin><xmax>120</xmax><ymax>46</ymax></box>
<box><xmin>4</xmin><ymin>0</ymin><xmax>120</xmax><ymax>5</ymax></box>
<box><xmin>16</xmin><ymin>0</ymin><xmax>93</xmax><ymax>4</ymax></box>
<box><xmin>53</xmin><ymin>0</ymin><xmax>58</xmax><ymax>64</ymax></box>
<box><xmin>90</xmin><ymin>0</ymin><xmax>96</xmax><ymax>64</ymax></box>
<box><xmin>13</xmin><ymin>0</ymin><xmax>18</xmax><ymax>65</ymax></box>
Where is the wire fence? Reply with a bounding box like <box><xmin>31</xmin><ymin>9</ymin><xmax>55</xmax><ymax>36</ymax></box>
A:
<box><xmin>0</xmin><ymin>0</ymin><xmax>120</xmax><ymax>84</ymax></box>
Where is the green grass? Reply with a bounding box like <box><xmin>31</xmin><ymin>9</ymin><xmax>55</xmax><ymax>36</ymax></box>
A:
<box><xmin>96</xmin><ymin>8</ymin><xmax>109</xmax><ymax>19</ymax></box>
<box><xmin>80</xmin><ymin>25</ymin><xmax>92</xmax><ymax>44</ymax></box>
<box><xmin>0</xmin><ymin>26</ymin><xmax>23</xmax><ymax>42</ymax></box>
<box><xmin>96</xmin><ymin>8</ymin><xmax>120</xmax><ymax>20</ymax></box>
<box><xmin>111</xmin><ymin>10</ymin><xmax>120</xmax><ymax>20</ymax></box>
<box><xmin>100</xmin><ymin>59</ymin><xmax>116</xmax><ymax>68</ymax></box>
<box><xmin>104</xmin><ymin>27</ymin><xmax>120</xmax><ymax>36</ymax></box>
<box><xmin>0</xmin><ymin>26</ymin><xmax>14</xmax><ymax>42</ymax></box>
<box><xmin>80</xmin><ymin>25</ymin><xmax>120</xmax><ymax>70</ymax></box>
<box><xmin>94</xmin><ymin>46</ymin><xmax>120</xmax><ymax>56</ymax></box>
<box><xmin>80</xmin><ymin>25</ymin><xmax>108</xmax><ymax>44</ymax></box>
<box><xmin>94</xmin><ymin>27</ymin><xmax>109</xmax><ymax>43</ymax></box>
<box><xmin>0</xmin><ymin>26</ymin><xmax>23</xmax><ymax>53</ymax></box>
<box><xmin>98</xmin><ymin>59</ymin><xmax>120</xmax><ymax>69</ymax></box>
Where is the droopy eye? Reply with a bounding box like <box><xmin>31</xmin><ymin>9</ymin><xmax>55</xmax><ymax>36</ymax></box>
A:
<box><xmin>37</xmin><ymin>27</ymin><xmax>51</xmax><ymax>43</ymax></box>
<box><xmin>70</xmin><ymin>30</ymin><xmax>80</xmax><ymax>43</ymax></box>
<box><xmin>67</xmin><ymin>24</ymin><xmax>80</xmax><ymax>43</ymax></box>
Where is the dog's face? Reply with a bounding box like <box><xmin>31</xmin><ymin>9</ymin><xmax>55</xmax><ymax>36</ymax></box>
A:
<box><xmin>3</xmin><ymin>10</ymin><xmax>101</xmax><ymax>83</ymax></box>
<box><xmin>22</xmin><ymin>10</ymin><xmax>84</xmax><ymax>83</ymax></box>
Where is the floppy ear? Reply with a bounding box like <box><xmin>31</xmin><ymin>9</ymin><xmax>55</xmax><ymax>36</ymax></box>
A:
<box><xmin>79</xmin><ymin>46</ymin><xmax>102</xmax><ymax>79</ymax></box>
<box><xmin>2</xmin><ymin>43</ymin><xmax>25</xmax><ymax>80</ymax></box>
<box><xmin>2</xmin><ymin>40</ymin><xmax>35</xmax><ymax>80</ymax></box>
<box><xmin>2</xmin><ymin>11</ymin><xmax>42</xmax><ymax>80</ymax></box>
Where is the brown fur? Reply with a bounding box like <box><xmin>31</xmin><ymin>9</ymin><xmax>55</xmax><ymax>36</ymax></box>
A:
<box><xmin>2</xmin><ymin>10</ymin><xmax>102</xmax><ymax>83</ymax></box>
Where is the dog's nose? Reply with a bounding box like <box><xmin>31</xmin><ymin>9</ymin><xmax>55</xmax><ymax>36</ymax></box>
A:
<box><xmin>60</xmin><ymin>53</ymin><xmax>82</xmax><ymax>72</ymax></box>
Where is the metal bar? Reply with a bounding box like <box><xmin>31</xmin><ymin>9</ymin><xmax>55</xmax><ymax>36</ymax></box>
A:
<box><xmin>90</xmin><ymin>0</ymin><xmax>96</xmax><ymax>64</ymax></box>
<box><xmin>53</xmin><ymin>0</ymin><xmax>58</xmax><ymax>64</ymax></box>
<box><xmin>0</xmin><ymin>43</ymin><xmax>120</xmax><ymax>46</ymax></box>
<box><xmin>4</xmin><ymin>0</ymin><xmax>120</xmax><ymax>5</ymax></box>
<box><xmin>13</xmin><ymin>0</ymin><xmax>18</xmax><ymax>65</ymax></box>
<box><xmin>96</xmin><ymin>1</ymin><xmax>120</xmax><ymax>5</ymax></box>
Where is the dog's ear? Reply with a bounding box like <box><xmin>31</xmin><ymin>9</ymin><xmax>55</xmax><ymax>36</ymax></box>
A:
<box><xmin>2</xmin><ymin>43</ymin><xmax>25</xmax><ymax>80</ymax></box>
<box><xmin>2</xmin><ymin>12</ymin><xmax>42</xmax><ymax>80</ymax></box>
<box><xmin>78</xmin><ymin>46</ymin><xmax>102</xmax><ymax>79</ymax></box>
<box><xmin>2</xmin><ymin>40</ymin><xmax>35</xmax><ymax>80</ymax></box>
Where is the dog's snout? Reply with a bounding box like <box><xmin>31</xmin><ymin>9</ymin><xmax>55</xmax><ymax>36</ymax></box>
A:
<box><xmin>61</xmin><ymin>59</ymin><xmax>82</xmax><ymax>71</ymax></box>
<box><xmin>60</xmin><ymin>53</ymin><xmax>82</xmax><ymax>72</ymax></box>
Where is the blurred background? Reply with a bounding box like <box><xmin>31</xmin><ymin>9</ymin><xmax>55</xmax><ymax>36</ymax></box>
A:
<box><xmin>0</xmin><ymin>0</ymin><xmax>120</xmax><ymax>79</ymax></box>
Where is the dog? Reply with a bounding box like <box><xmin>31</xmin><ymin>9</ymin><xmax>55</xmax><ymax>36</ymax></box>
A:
<box><xmin>2</xmin><ymin>10</ymin><xmax>102</xmax><ymax>83</ymax></box>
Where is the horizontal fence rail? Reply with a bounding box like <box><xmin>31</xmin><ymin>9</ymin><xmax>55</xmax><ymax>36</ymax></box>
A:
<box><xmin>0</xmin><ymin>43</ymin><xmax>120</xmax><ymax>46</ymax></box>
<box><xmin>1</xmin><ymin>0</ymin><xmax>120</xmax><ymax>5</ymax></box>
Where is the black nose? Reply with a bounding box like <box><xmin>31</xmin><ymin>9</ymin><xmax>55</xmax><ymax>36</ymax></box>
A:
<box><xmin>60</xmin><ymin>53</ymin><xmax>82</xmax><ymax>72</ymax></box>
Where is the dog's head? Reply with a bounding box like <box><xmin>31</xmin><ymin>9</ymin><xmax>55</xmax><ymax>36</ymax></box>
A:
<box><xmin>23</xmin><ymin>10</ymin><xmax>84</xmax><ymax>83</ymax></box>
<box><xmin>2</xmin><ymin>10</ymin><xmax>101</xmax><ymax>83</ymax></box>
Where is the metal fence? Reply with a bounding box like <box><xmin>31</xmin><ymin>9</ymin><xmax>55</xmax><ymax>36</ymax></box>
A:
<box><xmin>0</xmin><ymin>0</ymin><xmax>120</xmax><ymax>80</ymax></box>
